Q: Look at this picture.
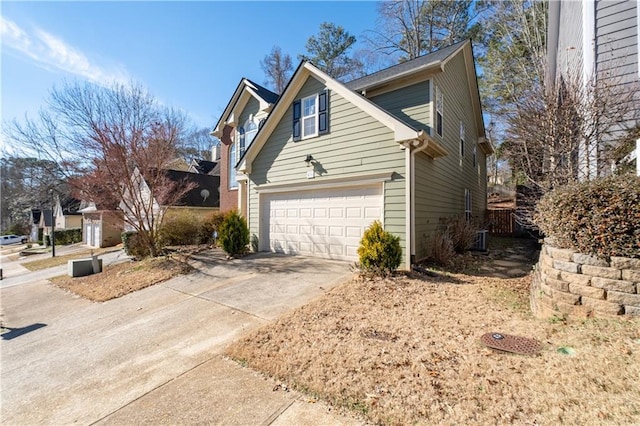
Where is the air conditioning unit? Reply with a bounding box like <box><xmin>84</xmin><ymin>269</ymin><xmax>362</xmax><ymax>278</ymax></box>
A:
<box><xmin>471</xmin><ymin>230</ymin><xmax>488</xmax><ymax>251</ymax></box>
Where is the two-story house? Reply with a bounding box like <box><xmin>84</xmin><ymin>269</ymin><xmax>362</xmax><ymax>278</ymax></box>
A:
<box><xmin>215</xmin><ymin>39</ymin><xmax>491</xmax><ymax>269</ymax></box>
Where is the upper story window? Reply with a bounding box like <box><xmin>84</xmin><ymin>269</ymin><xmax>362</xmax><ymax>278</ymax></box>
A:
<box><xmin>229</xmin><ymin>143</ymin><xmax>237</xmax><ymax>189</ymax></box>
<box><xmin>435</xmin><ymin>86</ymin><xmax>443</xmax><ymax>137</ymax></box>
<box><xmin>244</xmin><ymin>116</ymin><xmax>258</xmax><ymax>149</ymax></box>
<box><xmin>293</xmin><ymin>90</ymin><xmax>329</xmax><ymax>141</ymax></box>
<box><xmin>459</xmin><ymin>121</ymin><xmax>465</xmax><ymax>158</ymax></box>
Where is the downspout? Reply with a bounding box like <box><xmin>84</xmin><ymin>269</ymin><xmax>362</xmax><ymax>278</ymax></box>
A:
<box><xmin>405</xmin><ymin>137</ymin><xmax>434</xmax><ymax>270</ymax></box>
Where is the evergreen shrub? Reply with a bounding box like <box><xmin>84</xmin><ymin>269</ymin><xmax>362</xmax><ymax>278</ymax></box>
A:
<box><xmin>535</xmin><ymin>174</ymin><xmax>640</xmax><ymax>259</ymax></box>
<box><xmin>357</xmin><ymin>221</ymin><xmax>402</xmax><ymax>273</ymax></box>
<box><xmin>218</xmin><ymin>210</ymin><xmax>249</xmax><ymax>257</ymax></box>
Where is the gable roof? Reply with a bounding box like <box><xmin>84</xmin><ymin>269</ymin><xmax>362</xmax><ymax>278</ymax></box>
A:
<box><xmin>240</xmin><ymin>61</ymin><xmax>448</xmax><ymax>173</ymax></box>
<box><xmin>211</xmin><ymin>78</ymin><xmax>279</xmax><ymax>138</ymax></box>
<box><xmin>346</xmin><ymin>39</ymin><xmax>468</xmax><ymax>92</ymax></box>
<box><xmin>189</xmin><ymin>159</ymin><xmax>218</xmax><ymax>175</ymax></box>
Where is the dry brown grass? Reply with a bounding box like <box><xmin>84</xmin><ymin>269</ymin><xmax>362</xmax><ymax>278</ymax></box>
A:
<box><xmin>21</xmin><ymin>247</ymin><xmax>120</xmax><ymax>271</ymax></box>
<box><xmin>50</xmin><ymin>255</ymin><xmax>192</xmax><ymax>302</ymax></box>
<box><xmin>225</xmin><ymin>272</ymin><xmax>640</xmax><ymax>425</ymax></box>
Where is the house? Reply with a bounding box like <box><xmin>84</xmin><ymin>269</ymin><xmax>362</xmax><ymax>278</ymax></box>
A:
<box><xmin>53</xmin><ymin>195</ymin><xmax>82</xmax><ymax>230</ymax></box>
<box><xmin>121</xmin><ymin>168</ymin><xmax>221</xmax><ymax>231</ymax></box>
<box><xmin>222</xmin><ymin>39</ymin><xmax>491</xmax><ymax>270</ymax></box>
<box><xmin>38</xmin><ymin>209</ymin><xmax>53</xmax><ymax>244</ymax></box>
<box><xmin>211</xmin><ymin>79</ymin><xmax>279</xmax><ymax>212</ymax></box>
<box><xmin>78</xmin><ymin>201</ymin><xmax>124</xmax><ymax>248</ymax></box>
<box><xmin>547</xmin><ymin>0</ymin><xmax>639</xmax><ymax>177</ymax></box>
<box><xmin>29</xmin><ymin>209</ymin><xmax>41</xmax><ymax>242</ymax></box>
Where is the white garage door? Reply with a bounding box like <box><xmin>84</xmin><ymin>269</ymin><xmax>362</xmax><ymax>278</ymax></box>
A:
<box><xmin>261</xmin><ymin>185</ymin><xmax>382</xmax><ymax>261</ymax></box>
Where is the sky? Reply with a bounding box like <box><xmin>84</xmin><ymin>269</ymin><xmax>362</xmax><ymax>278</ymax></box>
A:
<box><xmin>1</xmin><ymin>1</ymin><xmax>382</xmax><ymax>154</ymax></box>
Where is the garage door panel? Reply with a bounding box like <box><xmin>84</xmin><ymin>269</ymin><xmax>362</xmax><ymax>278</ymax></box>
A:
<box><xmin>262</xmin><ymin>185</ymin><xmax>382</xmax><ymax>261</ymax></box>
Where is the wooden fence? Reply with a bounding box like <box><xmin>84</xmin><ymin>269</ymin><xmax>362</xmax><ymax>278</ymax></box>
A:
<box><xmin>486</xmin><ymin>209</ymin><xmax>515</xmax><ymax>236</ymax></box>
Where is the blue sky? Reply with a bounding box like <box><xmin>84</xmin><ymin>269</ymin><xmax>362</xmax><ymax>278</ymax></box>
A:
<box><xmin>1</xmin><ymin>1</ymin><xmax>381</xmax><ymax>153</ymax></box>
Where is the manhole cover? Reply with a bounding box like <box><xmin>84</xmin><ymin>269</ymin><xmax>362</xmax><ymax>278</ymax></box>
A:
<box><xmin>481</xmin><ymin>332</ymin><xmax>541</xmax><ymax>355</ymax></box>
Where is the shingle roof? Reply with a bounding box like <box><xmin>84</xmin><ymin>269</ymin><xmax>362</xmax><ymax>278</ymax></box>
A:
<box><xmin>245</xmin><ymin>78</ymin><xmax>279</xmax><ymax>104</ymax></box>
<box><xmin>345</xmin><ymin>39</ymin><xmax>468</xmax><ymax>91</ymax></box>
<box><xmin>162</xmin><ymin>170</ymin><xmax>220</xmax><ymax>208</ymax></box>
<box><xmin>191</xmin><ymin>159</ymin><xmax>218</xmax><ymax>175</ymax></box>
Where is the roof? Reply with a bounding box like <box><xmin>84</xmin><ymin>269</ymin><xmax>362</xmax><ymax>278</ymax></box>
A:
<box><xmin>41</xmin><ymin>209</ymin><xmax>53</xmax><ymax>227</ymax></box>
<box><xmin>162</xmin><ymin>170</ymin><xmax>220</xmax><ymax>208</ymax></box>
<box><xmin>346</xmin><ymin>39</ymin><xmax>468</xmax><ymax>92</ymax></box>
<box><xmin>245</xmin><ymin>78</ymin><xmax>279</xmax><ymax>104</ymax></box>
<box><xmin>211</xmin><ymin>78</ymin><xmax>279</xmax><ymax>137</ymax></box>
<box><xmin>190</xmin><ymin>159</ymin><xmax>218</xmax><ymax>175</ymax></box>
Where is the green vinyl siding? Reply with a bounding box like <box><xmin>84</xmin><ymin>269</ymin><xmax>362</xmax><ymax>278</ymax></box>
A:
<box><xmin>370</xmin><ymin>80</ymin><xmax>431</xmax><ymax>133</ymax></box>
<box><xmin>413</xmin><ymin>52</ymin><xmax>487</xmax><ymax>259</ymax></box>
<box><xmin>248</xmin><ymin>75</ymin><xmax>406</xmax><ymax>254</ymax></box>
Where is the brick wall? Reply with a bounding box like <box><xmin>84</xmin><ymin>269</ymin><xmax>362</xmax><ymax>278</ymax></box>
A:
<box><xmin>531</xmin><ymin>244</ymin><xmax>640</xmax><ymax>318</ymax></box>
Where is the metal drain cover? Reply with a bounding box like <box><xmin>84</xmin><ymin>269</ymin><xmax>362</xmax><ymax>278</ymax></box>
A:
<box><xmin>481</xmin><ymin>332</ymin><xmax>541</xmax><ymax>355</ymax></box>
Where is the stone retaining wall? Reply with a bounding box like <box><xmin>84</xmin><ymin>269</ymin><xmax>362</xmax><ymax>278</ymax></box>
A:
<box><xmin>531</xmin><ymin>244</ymin><xmax>640</xmax><ymax>318</ymax></box>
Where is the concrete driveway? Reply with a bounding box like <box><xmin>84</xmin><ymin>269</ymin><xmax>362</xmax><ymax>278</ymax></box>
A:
<box><xmin>0</xmin><ymin>250</ymin><xmax>361</xmax><ymax>425</ymax></box>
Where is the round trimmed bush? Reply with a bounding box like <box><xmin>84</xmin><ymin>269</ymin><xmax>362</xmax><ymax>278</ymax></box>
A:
<box><xmin>357</xmin><ymin>221</ymin><xmax>402</xmax><ymax>273</ymax></box>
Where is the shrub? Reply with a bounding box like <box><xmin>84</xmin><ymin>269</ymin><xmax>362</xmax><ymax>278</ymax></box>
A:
<box><xmin>427</xmin><ymin>229</ymin><xmax>455</xmax><ymax>266</ymax></box>
<box><xmin>441</xmin><ymin>216</ymin><xmax>479</xmax><ymax>253</ymax></box>
<box><xmin>200</xmin><ymin>211</ymin><xmax>227</xmax><ymax>245</ymax></box>
<box><xmin>357</xmin><ymin>221</ymin><xmax>402</xmax><ymax>273</ymax></box>
<box><xmin>121</xmin><ymin>231</ymin><xmax>150</xmax><ymax>258</ymax></box>
<box><xmin>159</xmin><ymin>212</ymin><xmax>203</xmax><ymax>246</ymax></box>
<box><xmin>52</xmin><ymin>228</ymin><xmax>82</xmax><ymax>245</ymax></box>
<box><xmin>218</xmin><ymin>210</ymin><xmax>250</xmax><ymax>257</ymax></box>
<box><xmin>535</xmin><ymin>174</ymin><xmax>640</xmax><ymax>259</ymax></box>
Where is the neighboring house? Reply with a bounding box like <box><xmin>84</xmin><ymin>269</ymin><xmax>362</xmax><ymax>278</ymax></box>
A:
<box><xmin>29</xmin><ymin>209</ymin><xmax>41</xmax><ymax>242</ymax></box>
<box><xmin>211</xmin><ymin>79</ymin><xmax>279</xmax><ymax>212</ymax></box>
<box><xmin>38</xmin><ymin>209</ymin><xmax>53</xmax><ymax>244</ymax></box>
<box><xmin>226</xmin><ymin>39</ymin><xmax>491</xmax><ymax>270</ymax></box>
<box><xmin>547</xmin><ymin>0</ymin><xmax>640</xmax><ymax>177</ymax></box>
<box><xmin>53</xmin><ymin>195</ymin><xmax>82</xmax><ymax>230</ymax></box>
<box><xmin>120</xmin><ymin>168</ymin><xmax>221</xmax><ymax>231</ymax></box>
<box><xmin>78</xmin><ymin>201</ymin><xmax>124</xmax><ymax>248</ymax></box>
<box><xmin>188</xmin><ymin>159</ymin><xmax>220</xmax><ymax>175</ymax></box>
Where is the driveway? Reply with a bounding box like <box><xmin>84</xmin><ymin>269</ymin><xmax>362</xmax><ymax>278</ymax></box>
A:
<box><xmin>0</xmin><ymin>250</ymin><xmax>361</xmax><ymax>425</ymax></box>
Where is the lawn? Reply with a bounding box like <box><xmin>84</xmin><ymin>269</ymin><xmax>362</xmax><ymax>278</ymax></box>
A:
<box><xmin>225</xmin><ymin>250</ymin><xmax>640</xmax><ymax>424</ymax></box>
<box><xmin>50</xmin><ymin>255</ymin><xmax>192</xmax><ymax>302</ymax></box>
<box><xmin>21</xmin><ymin>247</ymin><xmax>121</xmax><ymax>271</ymax></box>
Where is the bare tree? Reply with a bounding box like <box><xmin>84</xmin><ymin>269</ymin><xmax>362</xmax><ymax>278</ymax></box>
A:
<box><xmin>502</xmin><ymin>66</ymin><xmax>640</xmax><ymax>227</ymax></box>
<box><xmin>6</xmin><ymin>81</ymin><xmax>195</xmax><ymax>257</ymax></box>
<box><xmin>366</xmin><ymin>0</ymin><xmax>488</xmax><ymax>62</ymax></box>
<box><xmin>260</xmin><ymin>46</ymin><xmax>293</xmax><ymax>94</ymax></box>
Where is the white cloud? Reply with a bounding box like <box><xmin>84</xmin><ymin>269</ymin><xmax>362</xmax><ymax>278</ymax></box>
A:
<box><xmin>0</xmin><ymin>16</ymin><xmax>129</xmax><ymax>85</ymax></box>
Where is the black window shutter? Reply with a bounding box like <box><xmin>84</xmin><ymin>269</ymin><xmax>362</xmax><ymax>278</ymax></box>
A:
<box><xmin>318</xmin><ymin>89</ymin><xmax>329</xmax><ymax>134</ymax></box>
<box><xmin>292</xmin><ymin>100</ymin><xmax>301</xmax><ymax>141</ymax></box>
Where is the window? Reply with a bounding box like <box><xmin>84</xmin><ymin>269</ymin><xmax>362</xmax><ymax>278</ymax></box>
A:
<box><xmin>465</xmin><ymin>189</ymin><xmax>472</xmax><ymax>222</ymax></box>
<box><xmin>293</xmin><ymin>90</ymin><xmax>329</xmax><ymax>141</ymax></box>
<box><xmin>302</xmin><ymin>95</ymin><xmax>317</xmax><ymax>138</ymax></box>
<box><xmin>435</xmin><ymin>86</ymin><xmax>443</xmax><ymax>137</ymax></box>
<box><xmin>229</xmin><ymin>143</ymin><xmax>237</xmax><ymax>189</ymax></box>
<box><xmin>473</xmin><ymin>145</ymin><xmax>477</xmax><ymax>168</ymax></box>
<box><xmin>244</xmin><ymin>117</ymin><xmax>258</xmax><ymax>151</ymax></box>
<box><xmin>459</xmin><ymin>121</ymin><xmax>465</xmax><ymax>159</ymax></box>
<box><xmin>238</xmin><ymin>126</ymin><xmax>245</xmax><ymax>158</ymax></box>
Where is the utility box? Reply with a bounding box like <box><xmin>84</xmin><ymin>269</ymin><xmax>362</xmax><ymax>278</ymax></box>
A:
<box><xmin>68</xmin><ymin>258</ymin><xmax>103</xmax><ymax>277</ymax></box>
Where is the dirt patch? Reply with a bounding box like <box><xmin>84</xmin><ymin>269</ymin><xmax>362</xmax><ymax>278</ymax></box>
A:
<box><xmin>225</xmin><ymin>272</ymin><xmax>640</xmax><ymax>425</ymax></box>
<box><xmin>50</xmin><ymin>255</ymin><xmax>192</xmax><ymax>302</ymax></box>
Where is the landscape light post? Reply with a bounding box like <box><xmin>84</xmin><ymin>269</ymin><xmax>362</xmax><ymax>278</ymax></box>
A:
<box><xmin>50</xmin><ymin>190</ymin><xmax>56</xmax><ymax>258</ymax></box>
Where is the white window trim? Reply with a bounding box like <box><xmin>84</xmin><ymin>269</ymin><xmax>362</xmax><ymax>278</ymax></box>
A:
<box><xmin>459</xmin><ymin>121</ymin><xmax>465</xmax><ymax>159</ymax></box>
<box><xmin>301</xmin><ymin>94</ymin><xmax>318</xmax><ymax>139</ymax></box>
<box><xmin>465</xmin><ymin>189</ymin><xmax>472</xmax><ymax>222</ymax></box>
<box><xmin>229</xmin><ymin>143</ymin><xmax>238</xmax><ymax>190</ymax></box>
<box><xmin>435</xmin><ymin>86</ymin><xmax>443</xmax><ymax>137</ymax></box>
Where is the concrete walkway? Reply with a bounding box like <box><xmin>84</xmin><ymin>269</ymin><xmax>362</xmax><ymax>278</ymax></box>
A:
<box><xmin>0</xmin><ymin>249</ymin><xmax>363</xmax><ymax>425</ymax></box>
